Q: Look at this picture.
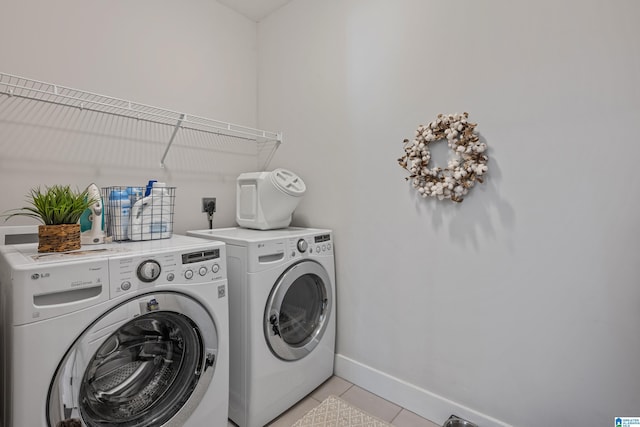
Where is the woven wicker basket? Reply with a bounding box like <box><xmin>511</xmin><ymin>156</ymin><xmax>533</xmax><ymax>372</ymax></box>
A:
<box><xmin>38</xmin><ymin>224</ymin><xmax>81</xmax><ymax>253</ymax></box>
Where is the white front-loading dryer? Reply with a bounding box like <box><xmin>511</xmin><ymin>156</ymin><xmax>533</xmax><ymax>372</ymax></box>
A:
<box><xmin>0</xmin><ymin>235</ymin><xmax>229</xmax><ymax>427</ymax></box>
<box><xmin>186</xmin><ymin>227</ymin><xmax>336</xmax><ymax>427</ymax></box>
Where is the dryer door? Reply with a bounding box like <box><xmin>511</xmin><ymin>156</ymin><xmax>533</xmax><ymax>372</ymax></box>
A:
<box><xmin>47</xmin><ymin>292</ymin><xmax>219</xmax><ymax>427</ymax></box>
<box><xmin>264</xmin><ymin>260</ymin><xmax>333</xmax><ymax>361</ymax></box>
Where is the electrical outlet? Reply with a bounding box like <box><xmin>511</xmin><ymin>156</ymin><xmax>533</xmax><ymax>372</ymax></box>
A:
<box><xmin>202</xmin><ymin>197</ymin><xmax>216</xmax><ymax>213</ymax></box>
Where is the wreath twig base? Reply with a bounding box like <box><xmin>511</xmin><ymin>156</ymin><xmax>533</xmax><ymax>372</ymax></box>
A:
<box><xmin>398</xmin><ymin>112</ymin><xmax>488</xmax><ymax>203</ymax></box>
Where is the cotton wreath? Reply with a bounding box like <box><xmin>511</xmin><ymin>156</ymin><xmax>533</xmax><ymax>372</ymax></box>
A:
<box><xmin>398</xmin><ymin>112</ymin><xmax>488</xmax><ymax>203</ymax></box>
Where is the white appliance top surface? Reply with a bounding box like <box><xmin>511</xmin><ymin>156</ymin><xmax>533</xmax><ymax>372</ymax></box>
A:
<box><xmin>187</xmin><ymin>227</ymin><xmax>332</xmax><ymax>245</ymax></box>
<box><xmin>0</xmin><ymin>234</ymin><xmax>225</xmax><ymax>268</ymax></box>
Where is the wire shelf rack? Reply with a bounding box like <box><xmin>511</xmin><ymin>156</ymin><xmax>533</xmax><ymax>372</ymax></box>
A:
<box><xmin>0</xmin><ymin>72</ymin><xmax>282</xmax><ymax>169</ymax></box>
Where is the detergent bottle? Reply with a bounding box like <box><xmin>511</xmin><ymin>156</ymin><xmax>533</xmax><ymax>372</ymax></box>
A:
<box><xmin>129</xmin><ymin>182</ymin><xmax>173</xmax><ymax>240</ymax></box>
<box><xmin>107</xmin><ymin>189</ymin><xmax>131</xmax><ymax>240</ymax></box>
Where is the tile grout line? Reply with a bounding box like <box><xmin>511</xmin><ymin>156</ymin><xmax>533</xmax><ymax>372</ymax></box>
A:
<box><xmin>389</xmin><ymin>407</ymin><xmax>403</xmax><ymax>425</ymax></box>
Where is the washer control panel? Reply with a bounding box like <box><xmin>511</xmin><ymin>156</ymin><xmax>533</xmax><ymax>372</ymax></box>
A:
<box><xmin>110</xmin><ymin>247</ymin><xmax>225</xmax><ymax>298</ymax></box>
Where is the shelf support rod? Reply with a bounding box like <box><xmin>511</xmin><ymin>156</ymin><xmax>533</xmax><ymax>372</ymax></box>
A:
<box><xmin>160</xmin><ymin>113</ymin><xmax>186</xmax><ymax>168</ymax></box>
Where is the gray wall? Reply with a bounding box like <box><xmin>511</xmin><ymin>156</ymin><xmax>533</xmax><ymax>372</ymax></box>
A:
<box><xmin>0</xmin><ymin>0</ymin><xmax>259</xmax><ymax>231</ymax></box>
<box><xmin>258</xmin><ymin>1</ymin><xmax>640</xmax><ymax>426</ymax></box>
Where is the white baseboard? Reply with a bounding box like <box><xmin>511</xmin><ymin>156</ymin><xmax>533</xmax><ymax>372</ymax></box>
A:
<box><xmin>334</xmin><ymin>353</ymin><xmax>512</xmax><ymax>427</ymax></box>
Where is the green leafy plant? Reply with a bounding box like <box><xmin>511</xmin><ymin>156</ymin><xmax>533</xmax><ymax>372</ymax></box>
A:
<box><xmin>3</xmin><ymin>185</ymin><xmax>97</xmax><ymax>225</ymax></box>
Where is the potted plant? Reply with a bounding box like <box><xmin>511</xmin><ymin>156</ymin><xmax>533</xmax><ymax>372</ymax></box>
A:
<box><xmin>3</xmin><ymin>185</ymin><xmax>97</xmax><ymax>252</ymax></box>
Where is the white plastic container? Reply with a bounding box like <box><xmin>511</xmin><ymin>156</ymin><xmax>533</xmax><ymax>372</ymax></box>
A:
<box><xmin>236</xmin><ymin>169</ymin><xmax>306</xmax><ymax>230</ymax></box>
<box><xmin>129</xmin><ymin>182</ymin><xmax>174</xmax><ymax>240</ymax></box>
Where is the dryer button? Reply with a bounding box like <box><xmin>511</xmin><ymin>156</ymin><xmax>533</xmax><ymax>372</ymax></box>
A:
<box><xmin>121</xmin><ymin>281</ymin><xmax>131</xmax><ymax>291</ymax></box>
<box><xmin>167</xmin><ymin>273</ymin><xmax>175</xmax><ymax>282</ymax></box>
<box><xmin>212</xmin><ymin>263</ymin><xmax>220</xmax><ymax>274</ymax></box>
<box><xmin>185</xmin><ymin>269</ymin><xmax>194</xmax><ymax>279</ymax></box>
<box><xmin>199</xmin><ymin>266</ymin><xmax>208</xmax><ymax>276</ymax></box>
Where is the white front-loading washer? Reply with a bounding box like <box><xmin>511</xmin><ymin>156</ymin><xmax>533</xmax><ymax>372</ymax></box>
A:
<box><xmin>186</xmin><ymin>227</ymin><xmax>336</xmax><ymax>427</ymax></box>
<box><xmin>0</xmin><ymin>235</ymin><xmax>229</xmax><ymax>427</ymax></box>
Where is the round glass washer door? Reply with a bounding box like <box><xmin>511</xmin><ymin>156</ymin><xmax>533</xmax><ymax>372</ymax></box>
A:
<box><xmin>47</xmin><ymin>292</ymin><xmax>218</xmax><ymax>427</ymax></box>
<box><xmin>264</xmin><ymin>260</ymin><xmax>332</xmax><ymax>361</ymax></box>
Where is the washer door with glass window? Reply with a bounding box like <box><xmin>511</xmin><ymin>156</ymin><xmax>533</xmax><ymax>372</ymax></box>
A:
<box><xmin>47</xmin><ymin>292</ymin><xmax>219</xmax><ymax>427</ymax></box>
<box><xmin>264</xmin><ymin>260</ymin><xmax>332</xmax><ymax>361</ymax></box>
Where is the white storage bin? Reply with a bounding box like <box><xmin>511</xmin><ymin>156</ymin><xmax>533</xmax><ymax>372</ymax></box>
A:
<box><xmin>236</xmin><ymin>169</ymin><xmax>306</xmax><ymax>230</ymax></box>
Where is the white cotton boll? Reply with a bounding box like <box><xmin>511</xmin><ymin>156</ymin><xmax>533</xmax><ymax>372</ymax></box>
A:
<box><xmin>457</xmin><ymin>124</ymin><xmax>464</xmax><ymax>131</ymax></box>
<box><xmin>454</xmin><ymin>185</ymin><xmax>463</xmax><ymax>194</ymax></box>
<box><xmin>422</xmin><ymin>156</ymin><xmax>428</xmax><ymax>161</ymax></box>
<box><xmin>457</xmin><ymin>146</ymin><xmax>465</xmax><ymax>153</ymax></box>
<box><xmin>465</xmin><ymin>146</ymin><xmax>472</xmax><ymax>154</ymax></box>
<box><xmin>437</xmin><ymin>194</ymin><xmax>445</xmax><ymax>200</ymax></box>
<box><xmin>418</xmin><ymin>142</ymin><xmax>425</xmax><ymax>149</ymax></box>
<box><xmin>453</xmin><ymin>172</ymin><xmax>462</xmax><ymax>180</ymax></box>
<box><xmin>418</xmin><ymin>187</ymin><xmax>425</xmax><ymax>194</ymax></box>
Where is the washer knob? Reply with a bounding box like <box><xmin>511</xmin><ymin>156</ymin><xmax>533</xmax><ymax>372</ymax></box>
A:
<box><xmin>137</xmin><ymin>260</ymin><xmax>161</xmax><ymax>283</ymax></box>
<box><xmin>297</xmin><ymin>239</ymin><xmax>308</xmax><ymax>253</ymax></box>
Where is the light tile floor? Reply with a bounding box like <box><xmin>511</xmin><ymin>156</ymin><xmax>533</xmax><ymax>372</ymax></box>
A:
<box><xmin>227</xmin><ymin>375</ymin><xmax>440</xmax><ymax>427</ymax></box>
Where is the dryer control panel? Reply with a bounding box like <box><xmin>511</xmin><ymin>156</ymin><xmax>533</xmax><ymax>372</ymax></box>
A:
<box><xmin>290</xmin><ymin>233</ymin><xmax>333</xmax><ymax>258</ymax></box>
<box><xmin>245</xmin><ymin>232</ymin><xmax>333</xmax><ymax>273</ymax></box>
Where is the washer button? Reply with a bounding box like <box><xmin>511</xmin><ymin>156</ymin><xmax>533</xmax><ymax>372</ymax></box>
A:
<box><xmin>199</xmin><ymin>266</ymin><xmax>208</xmax><ymax>276</ymax></box>
<box><xmin>167</xmin><ymin>273</ymin><xmax>175</xmax><ymax>282</ymax></box>
<box><xmin>327</xmin><ymin>243</ymin><xmax>332</xmax><ymax>250</ymax></box>
<box><xmin>212</xmin><ymin>264</ymin><xmax>220</xmax><ymax>273</ymax></box>
<box><xmin>121</xmin><ymin>281</ymin><xmax>131</xmax><ymax>291</ymax></box>
<box><xmin>185</xmin><ymin>269</ymin><xmax>194</xmax><ymax>279</ymax></box>
<box><xmin>316</xmin><ymin>245</ymin><xmax>321</xmax><ymax>252</ymax></box>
